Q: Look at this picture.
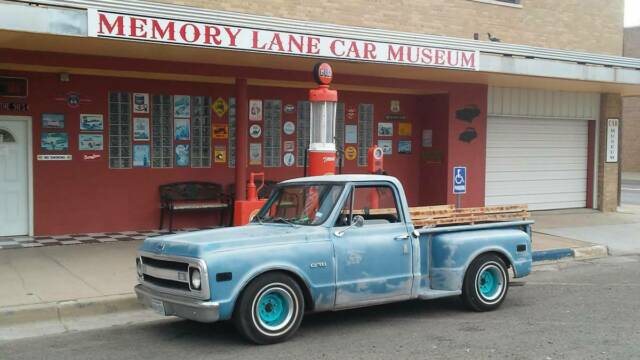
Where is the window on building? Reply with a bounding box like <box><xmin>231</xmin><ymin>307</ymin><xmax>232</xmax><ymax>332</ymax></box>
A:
<box><xmin>109</xmin><ymin>92</ymin><xmax>131</xmax><ymax>169</ymax></box>
<box><xmin>191</xmin><ymin>96</ymin><xmax>211</xmax><ymax>168</ymax></box>
<box><xmin>151</xmin><ymin>95</ymin><xmax>173</xmax><ymax>168</ymax></box>
<box><xmin>297</xmin><ymin>101</ymin><xmax>311</xmax><ymax>166</ymax></box>
<box><xmin>357</xmin><ymin>104</ymin><xmax>374</xmax><ymax>167</ymax></box>
<box><xmin>263</xmin><ymin>100</ymin><xmax>282</xmax><ymax>167</ymax></box>
<box><xmin>228</xmin><ymin>97</ymin><xmax>236</xmax><ymax>168</ymax></box>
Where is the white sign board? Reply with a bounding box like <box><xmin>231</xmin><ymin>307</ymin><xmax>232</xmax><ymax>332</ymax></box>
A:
<box><xmin>87</xmin><ymin>10</ymin><xmax>479</xmax><ymax>71</ymax></box>
<box><xmin>37</xmin><ymin>154</ymin><xmax>72</xmax><ymax>161</ymax></box>
<box><xmin>606</xmin><ymin>118</ymin><xmax>619</xmax><ymax>163</ymax></box>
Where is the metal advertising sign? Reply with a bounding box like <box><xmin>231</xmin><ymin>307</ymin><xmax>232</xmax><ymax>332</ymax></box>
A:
<box><xmin>88</xmin><ymin>10</ymin><xmax>479</xmax><ymax>71</ymax></box>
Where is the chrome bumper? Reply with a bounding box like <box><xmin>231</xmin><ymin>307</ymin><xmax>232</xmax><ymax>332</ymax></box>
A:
<box><xmin>134</xmin><ymin>284</ymin><xmax>220</xmax><ymax>323</ymax></box>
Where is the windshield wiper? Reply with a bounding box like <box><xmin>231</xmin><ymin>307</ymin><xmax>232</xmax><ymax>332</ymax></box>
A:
<box><xmin>272</xmin><ymin>217</ymin><xmax>299</xmax><ymax>228</ymax></box>
<box><xmin>253</xmin><ymin>215</ymin><xmax>264</xmax><ymax>225</ymax></box>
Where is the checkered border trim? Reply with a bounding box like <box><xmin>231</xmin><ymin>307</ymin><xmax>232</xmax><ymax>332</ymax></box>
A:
<box><xmin>0</xmin><ymin>228</ymin><xmax>216</xmax><ymax>250</ymax></box>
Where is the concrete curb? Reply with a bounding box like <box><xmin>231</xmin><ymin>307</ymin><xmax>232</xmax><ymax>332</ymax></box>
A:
<box><xmin>0</xmin><ymin>294</ymin><xmax>142</xmax><ymax>327</ymax></box>
<box><xmin>532</xmin><ymin>245</ymin><xmax>609</xmax><ymax>263</ymax></box>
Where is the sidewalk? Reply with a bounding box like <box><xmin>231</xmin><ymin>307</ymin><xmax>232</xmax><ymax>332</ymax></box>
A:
<box><xmin>0</xmin><ymin>210</ymin><xmax>631</xmax><ymax>339</ymax></box>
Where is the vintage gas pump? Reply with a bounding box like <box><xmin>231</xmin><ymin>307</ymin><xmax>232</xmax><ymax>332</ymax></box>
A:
<box><xmin>233</xmin><ymin>172</ymin><xmax>267</xmax><ymax>226</ymax></box>
<box><xmin>307</xmin><ymin>63</ymin><xmax>338</xmax><ymax>176</ymax></box>
<box><xmin>367</xmin><ymin>145</ymin><xmax>385</xmax><ymax>208</ymax></box>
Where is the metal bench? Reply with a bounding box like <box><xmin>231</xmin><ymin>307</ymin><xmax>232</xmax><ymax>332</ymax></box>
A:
<box><xmin>159</xmin><ymin>182</ymin><xmax>232</xmax><ymax>232</ymax></box>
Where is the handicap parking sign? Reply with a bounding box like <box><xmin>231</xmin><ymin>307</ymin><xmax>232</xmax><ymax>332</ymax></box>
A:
<box><xmin>453</xmin><ymin>166</ymin><xmax>466</xmax><ymax>194</ymax></box>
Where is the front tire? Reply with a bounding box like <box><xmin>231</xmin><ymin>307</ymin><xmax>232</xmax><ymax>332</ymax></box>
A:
<box><xmin>462</xmin><ymin>253</ymin><xmax>509</xmax><ymax>312</ymax></box>
<box><xmin>233</xmin><ymin>273</ymin><xmax>305</xmax><ymax>344</ymax></box>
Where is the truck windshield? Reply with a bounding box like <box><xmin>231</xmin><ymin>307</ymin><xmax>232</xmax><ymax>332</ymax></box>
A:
<box><xmin>253</xmin><ymin>184</ymin><xmax>344</xmax><ymax>226</ymax></box>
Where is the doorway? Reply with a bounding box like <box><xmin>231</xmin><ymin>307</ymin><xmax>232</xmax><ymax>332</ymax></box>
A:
<box><xmin>0</xmin><ymin>116</ymin><xmax>31</xmax><ymax>236</ymax></box>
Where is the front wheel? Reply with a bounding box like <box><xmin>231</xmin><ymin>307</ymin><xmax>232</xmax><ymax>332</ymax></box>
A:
<box><xmin>233</xmin><ymin>273</ymin><xmax>305</xmax><ymax>344</ymax></box>
<box><xmin>462</xmin><ymin>253</ymin><xmax>509</xmax><ymax>312</ymax></box>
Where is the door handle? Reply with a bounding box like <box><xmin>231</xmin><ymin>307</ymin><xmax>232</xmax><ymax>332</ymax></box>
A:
<box><xmin>394</xmin><ymin>234</ymin><xmax>410</xmax><ymax>241</ymax></box>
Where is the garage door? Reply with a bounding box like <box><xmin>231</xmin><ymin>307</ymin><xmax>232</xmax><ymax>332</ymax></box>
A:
<box><xmin>485</xmin><ymin>117</ymin><xmax>589</xmax><ymax>210</ymax></box>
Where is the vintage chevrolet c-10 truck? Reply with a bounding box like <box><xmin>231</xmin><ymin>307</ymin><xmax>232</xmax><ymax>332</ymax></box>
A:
<box><xmin>135</xmin><ymin>174</ymin><xmax>533</xmax><ymax>344</ymax></box>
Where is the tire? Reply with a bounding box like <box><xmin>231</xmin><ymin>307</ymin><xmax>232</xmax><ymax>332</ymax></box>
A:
<box><xmin>233</xmin><ymin>272</ymin><xmax>305</xmax><ymax>344</ymax></box>
<box><xmin>461</xmin><ymin>253</ymin><xmax>509</xmax><ymax>312</ymax></box>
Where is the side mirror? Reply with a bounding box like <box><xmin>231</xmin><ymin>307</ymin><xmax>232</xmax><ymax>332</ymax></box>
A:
<box><xmin>334</xmin><ymin>215</ymin><xmax>365</xmax><ymax>237</ymax></box>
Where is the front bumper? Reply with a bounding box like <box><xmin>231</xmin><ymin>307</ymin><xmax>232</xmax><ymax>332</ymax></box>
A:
<box><xmin>134</xmin><ymin>284</ymin><xmax>220</xmax><ymax>323</ymax></box>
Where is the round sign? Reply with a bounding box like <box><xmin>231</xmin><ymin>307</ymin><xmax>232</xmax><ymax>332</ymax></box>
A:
<box><xmin>283</xmin><ymin>152</ymin><xmax>295</xmax><ymax>166</ymax></box>
<box><xmin>344</xmin><ymin>146</ymin><xmax>357</xmax><ymax>161</ymax></box>
<box><xmin>249</xmin><ymin>124</ymin><xmax>262</xmax><ymax>138</ymax></box>
<box><xmin>373</xmin><ymin>147</ymin><xmax>384</xmax><ymax>160</ymax></box>
<box><xmin>283</xmin><ymin>121</ymin><xmax>295</xmax><ymax>135</ymax></box>
<box><xmin>313</xmin><ymin>62</ymin><xmax>333</xmax><ymax>85</ymax></box>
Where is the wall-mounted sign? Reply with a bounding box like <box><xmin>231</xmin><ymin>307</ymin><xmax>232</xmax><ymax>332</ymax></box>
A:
<box><xmin>0</xmin><ymin>77</ymin><xmax>28</xmax><ymax>97</ymax></box>
<box><xmin>390</xmin><ymin>100</ymin><xmax>400</xmax><ymax>113</ymax></box>
<box><xmin>133</xmin><ymin>93</ymin><xmax>149</xmax><ymax>113</ymax></box>
<box><xmin>212</xmin><ymin>97</ymin><xmax>228</xmax><ymax>117</ymax></box>
<box><xmin>283</xmin><ymin>152</ymin><xmax>295</xmax><ymax>166</ymax></box>
<box><xmin>249</xmin><ymin>143</ymin><xmax>262</xmax><ymax>165</ymax></box>
<box><xmin>283</xmin><ymin>121</ymin><xmax>295</xmax><ymax>135</ymax></box>
<box><xmin>214</xmin><ymin>146</ymin><xmax>227</xmax><ymax>163</ymax></box>
<box><xmin>606</xmin><ymin>118</ymin><xmax>619</xmax><ymax>163</ymax></box>
<box><xmin>284</xmin><ymin>140</ymin><xmax>295</xmax><ymax>152</ymax></box>
<box><xmin>284</xmin><ymin>104</ymin><xmax>296</xmax><ymax>113</ymax></box>
<box><xmin>345</xmin><ymin>125</ymin><xmax>357</xmax><ymax>144</ymax></box>
<box><xmin>55</xmin><ymin>92</ymin><xmax>92</xmax><ymax>108</ymax></box>
<box><xmin>398</xmin><ymin>122</ymin><xmax>412</xmax><ymax>136</ymax></box>
<box><xmin>346</xmin><ymin>107</ymin><xmax>357</xmax><ymax>120</ymax></box>
<box><xmin>249</xmin><ymin>99</ymin><xmax>263</xmax><ymax>121</ymax></box>
<box><xmin>0</xmin><ymin>102</ymin><xmax>29</xmax><ymax>112</ymax></box>
<box><xmin>384</xmin><ymin>114</ymin><xmax>406</xmax><ymax>121</ymax></box>
<box><xmin>89</xmin><ymin>10</ymin><xmax>479</xmax><ymax>71</ymax></box>
<box><xmin>344</xmin><ymin>145</ymin><xmax>357</xmax><ymax>161</ymax></box>
<box><xmin>82</xmin><ymin>154</ymin><xmax>102</xmax><ymax>161</ymax></box>
<box><xmin>249</xmin><ymin>124</ymin><xmax>262</xmax><ymax>138</ymax></box>
<box><xmin>37</xmin><ymin>154</ymin><xmax>72</xmax><ymax>161</ymax></box>
<box><xmin>422</xmin><ymin>129</ymin><xmax>433</xmax><ymax>147</ymax></box>
<box><xmin>213</xmin><ymin>123</ymin><xmax>229</xmax><ymax>139</ymax></box>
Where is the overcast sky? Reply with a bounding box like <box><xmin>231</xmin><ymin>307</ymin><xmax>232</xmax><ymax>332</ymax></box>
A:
<box><xmin>627</xmin><ymin>0</ymin><xmax>640</xmax><ymax>27</ymax></box>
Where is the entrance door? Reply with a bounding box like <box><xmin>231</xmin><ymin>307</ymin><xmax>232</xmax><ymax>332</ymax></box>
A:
<box><xmin>333</xmin><ymin>184</ymin><xmax>413</xmax><ymax>307</ymax></box>
<box><xmin>0</xmin><ymin>117</ymin><xmax>29</xmax><ymax>236</ymax></box>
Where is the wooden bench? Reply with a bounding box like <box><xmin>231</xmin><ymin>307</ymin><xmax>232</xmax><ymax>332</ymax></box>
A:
<box><xmin>159</xmin><ymin>182</ymin><xmax>232</xmax><ymax>232</ymax></box>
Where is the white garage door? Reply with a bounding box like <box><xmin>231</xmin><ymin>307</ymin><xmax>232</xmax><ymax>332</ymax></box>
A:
<box><xmin>485</xmin><ymin>117</ymin><xmax>589</xmax><ymax>210</ymax></box>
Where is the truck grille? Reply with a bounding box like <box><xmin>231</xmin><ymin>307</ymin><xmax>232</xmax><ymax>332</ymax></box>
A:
<box><xmin>138</xmin><ymin>252</ymin><xmax>210</xmax><ymax>300</ymax></box>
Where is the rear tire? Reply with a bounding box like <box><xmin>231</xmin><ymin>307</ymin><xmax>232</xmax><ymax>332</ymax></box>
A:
<box><xmin>462</xmin><ymin>253</ymin><xmax>509</xmax><ymax>312</ymax></box>
<box><xmin>233</xmin><ymin>273</ymin><xmax>305</xmax><ymax>344</ymax></box>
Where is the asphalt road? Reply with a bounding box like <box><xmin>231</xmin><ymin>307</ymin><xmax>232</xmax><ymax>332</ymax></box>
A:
<box><xmin>622</xmin><ymin>179</ymin><xmax>640</xmax><ymax>205</ymax></box>
<box><xmin>1</xmin><ymin>256</ymin><xmax>640</xmax><ymax>360</ymax></box>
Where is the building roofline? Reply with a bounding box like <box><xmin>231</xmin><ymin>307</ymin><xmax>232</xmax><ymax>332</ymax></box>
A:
<box><xmin>16</xmin><ymin>0</ymin><xmax>640</xmax><ymax>70</ymax></box>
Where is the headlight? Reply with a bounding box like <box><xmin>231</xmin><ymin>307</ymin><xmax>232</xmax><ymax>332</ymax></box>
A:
<box><xmin>190</xmin><ymin>268</ymin><xmax>201</xmax><ymax>290</ymax></box>
<box><xmin>136</xmin><ymin>258</ymin><xmax>143</xmax><ymax>278</ymax></box>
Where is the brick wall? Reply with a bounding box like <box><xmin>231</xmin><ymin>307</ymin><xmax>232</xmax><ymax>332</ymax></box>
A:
<box><xmin>149</xmin><ymin>0</ymin><xmax>624</xmax><ymax>55</ymax></box>
<box><xmin>623</xmin><ymin>27</ymin><xmax>640</xmax><ymax>172</ymax></box>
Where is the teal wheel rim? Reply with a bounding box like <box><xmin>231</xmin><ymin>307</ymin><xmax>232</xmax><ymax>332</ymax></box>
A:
<box><xmin>254</xmin><ymin>286</ymin><xmax>295</xmax><ymax>332</ymax></box>
<box><xmin>476</xmin><ymin>264</ymin><xmax>504</xmax><ymax>302</ymax></box>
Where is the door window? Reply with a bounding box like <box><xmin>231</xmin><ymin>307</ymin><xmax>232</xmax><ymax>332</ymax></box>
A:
<box><xmin>0</xmin><ymin>129</ymin><xmax>15</xmax><ymax>143</ymax></box>
<box><xmin>337</xmin><ymin>185</ymin><xmax>401</xmax><ymax>226</ymax></box>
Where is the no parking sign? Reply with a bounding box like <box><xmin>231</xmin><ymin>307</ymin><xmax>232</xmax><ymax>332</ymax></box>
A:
<box><xmin>453</xmin><ymin>166</ymin><xmax>467</xmax><ymax>194</ymax></box>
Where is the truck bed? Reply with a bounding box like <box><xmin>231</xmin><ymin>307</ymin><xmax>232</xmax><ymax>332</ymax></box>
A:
<box><xmin>354</xmin><ymin>204</ymin><xmax>530</xmax><ymax>228</ymax></box>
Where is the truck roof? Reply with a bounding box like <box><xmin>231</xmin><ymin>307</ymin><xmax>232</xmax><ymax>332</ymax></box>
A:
<box><xmin>281</xmin><ymin>174</ymin><xmax>403</xmax><ymax>187</ymax></box>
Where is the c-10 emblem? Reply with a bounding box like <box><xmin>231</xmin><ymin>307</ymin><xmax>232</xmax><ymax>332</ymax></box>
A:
<box><xmin>310</xmin><ymin>262</ymin><xmax>328</xmax><ymax>268</ymax></box>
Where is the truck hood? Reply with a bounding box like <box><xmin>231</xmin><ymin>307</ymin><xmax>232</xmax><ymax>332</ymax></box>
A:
<box><xmin>140</xmin><ymin>224</ymin><xmax>329</xmax><ymax>258</ymax></box>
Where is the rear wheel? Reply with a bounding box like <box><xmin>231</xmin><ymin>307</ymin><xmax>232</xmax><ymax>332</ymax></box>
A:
<box><xmin>233</xmin><ymin>273</ymin><xmax>305</xmax><ymax>344</ymax></box>
<box><xmin>462</xmin><ymin>253</ymin><xmax>509</xmax><ymax>312</ymax></box>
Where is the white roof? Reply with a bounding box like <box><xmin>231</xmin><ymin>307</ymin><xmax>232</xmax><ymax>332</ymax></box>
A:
<box><xmin>281</xmin><ymin>174</ymin><xmax>403</xmax><ymax>187</ymax></box>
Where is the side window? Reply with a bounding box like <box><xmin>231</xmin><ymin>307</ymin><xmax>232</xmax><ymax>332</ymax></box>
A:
<box><xmin>336</xmin><ymin>185</ymin><xmax>400</xmax><ymax>226</ymax></box>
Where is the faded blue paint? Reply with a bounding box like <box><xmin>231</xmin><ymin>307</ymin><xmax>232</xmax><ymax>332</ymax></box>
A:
<box><xmin>137</xmin><ymin>175</ymin><xmax>533</xmax><ymax>323</ymax></box>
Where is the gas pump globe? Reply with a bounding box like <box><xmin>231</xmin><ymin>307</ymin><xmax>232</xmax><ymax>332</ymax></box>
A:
<box><xmin>308</xmin><ymin>62</ymin><xmax>338</xmax><ymax>176</ymax></box>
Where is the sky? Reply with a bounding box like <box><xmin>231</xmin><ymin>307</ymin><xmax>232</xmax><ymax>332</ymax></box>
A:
<box><xmin>627</xmin><ymin>0</ymin><xmax>640</xmax><ymax>27</ymax></box>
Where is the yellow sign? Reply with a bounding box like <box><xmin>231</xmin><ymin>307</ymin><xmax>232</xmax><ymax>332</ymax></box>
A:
<box><xmin>344</xmin><ymin>146</ymin><xmax>357</xmax><ymax>161</ymax></box>
<box><xmin>398</xmin><ymin>122</ymin><xmax>412</xmax><ymax>136</ymax></box>
<box><xmin>212</xmin><ymin>123</ymin><xmax>229</xmax><ymax>139</ymax></box>
<box><xmin>214</xmin><ymin>146</ymin><xmax>226</xmax><ymax>163</ymax></box>
<box><xmin>212</xmin><ymin>97</ymin><xmax>228</xmax><ymax>118</ymax></box>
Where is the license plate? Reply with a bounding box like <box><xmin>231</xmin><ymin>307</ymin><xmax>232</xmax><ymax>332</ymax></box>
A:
<box><xmin>150</xmin><ymin>299</ymin><xmax>166</xmax><ymax>315</ymax></box>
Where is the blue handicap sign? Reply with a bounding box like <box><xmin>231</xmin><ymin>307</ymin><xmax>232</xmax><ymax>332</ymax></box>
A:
<box><xmin>453</xmin><ymin>166</ymin><xmax>467</xmax><ymax>194</ymax></box>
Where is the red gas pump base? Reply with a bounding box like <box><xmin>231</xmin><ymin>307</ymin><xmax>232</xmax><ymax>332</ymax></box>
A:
<box><xmin>233</xmin><ymin>172</ymin><xmax>268</xmax><ymax>226</ymax></box>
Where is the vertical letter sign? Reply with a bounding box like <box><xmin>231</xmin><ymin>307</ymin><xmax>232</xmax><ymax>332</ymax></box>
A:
<box><xmin>606</xmin><ymin>118</ymin><xmax>619</xmax><ymax>163</ymax></box>
<box><xmin>453</xmin><ymin>166</ymin><xmax>467</xmax><ymax>194</ymax></box>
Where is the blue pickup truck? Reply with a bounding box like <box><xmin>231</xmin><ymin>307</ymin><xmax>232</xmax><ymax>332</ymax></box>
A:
<box><xmin>135</xmin><ymin>175</ymin><xmax>533</xmax><ymax>344</ymax></box>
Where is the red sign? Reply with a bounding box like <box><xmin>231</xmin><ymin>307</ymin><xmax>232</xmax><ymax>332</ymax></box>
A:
<box><xmin>88</xmin><ymin>10</ymin><xmax>479</xmax><ymax>71</ymax></box>
<box><xmin>83</xmin><ymin>154</ymin><xmax>102</xmax><ymax>161</ymax></box>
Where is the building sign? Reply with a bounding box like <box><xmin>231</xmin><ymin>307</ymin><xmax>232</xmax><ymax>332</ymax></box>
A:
<box><xmin>88</xmin><ymin>10</ymin><xmax>479</xmax><ymax>71</ymax></box>
<box><xmin>37</xmin><ymin>154</ymin><xmax>72</xmax><ymax>161</ymax></box>
<box><xmin>0</xmin><ymin>102</ymin><xmax>29</xmax><ymax>112</ymax></box>
<box><xmin>606</xmin><ymin>118</ymin><xmax>619</xmax><ymax>163</ymax></box>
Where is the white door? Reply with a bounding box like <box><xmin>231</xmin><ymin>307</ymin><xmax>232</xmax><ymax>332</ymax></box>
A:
<box><xmin>485</xmin><ymin>117</ymin><xmax>589</xmax><ymax>210</ymax></box>
<box><xmin>0</xmin><ymin>117</ymin><xmax>29</xmax><ymax>236</ymax></box>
